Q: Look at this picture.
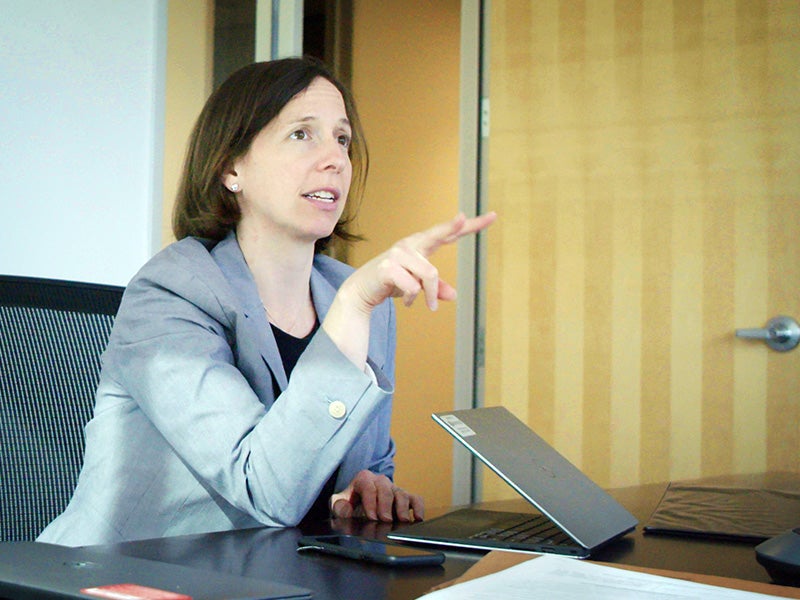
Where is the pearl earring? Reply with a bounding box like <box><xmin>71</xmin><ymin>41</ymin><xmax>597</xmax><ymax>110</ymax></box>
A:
<box><xmin>230</xmin><ymin>183</ymin><xmax>240</xmax><ymax>192</ymax></box>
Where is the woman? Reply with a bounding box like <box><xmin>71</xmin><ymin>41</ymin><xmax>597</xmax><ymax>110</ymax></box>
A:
<box><xmin>38</xmin><ymin>57</ymin><xmax>495</xmax><ymax>546</ymax></box>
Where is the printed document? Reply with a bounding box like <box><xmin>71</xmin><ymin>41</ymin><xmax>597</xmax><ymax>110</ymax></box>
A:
<box><xmin>420</xmin><ymin>554</ymin><xmax>783</xmax><ymax>599</ymax></box>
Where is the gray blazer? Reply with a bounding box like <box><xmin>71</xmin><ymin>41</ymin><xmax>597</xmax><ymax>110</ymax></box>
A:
<box><xmin>38</xmin><ymin>232</ymin><xmax>396</xmax><ymax>546</ymax></box>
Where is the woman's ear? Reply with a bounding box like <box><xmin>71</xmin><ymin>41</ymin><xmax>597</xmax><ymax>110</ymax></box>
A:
<box><xmin>222</xmin><ymin>167</ymin><xmax>240</xmax><ymax>193</ymax></box>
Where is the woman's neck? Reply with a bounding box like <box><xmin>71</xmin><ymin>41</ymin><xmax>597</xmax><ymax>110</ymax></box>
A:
<box><xmin>236</xmin><ymin>225</ymin><xmax>317</xmax><ymax>337</ymax></box>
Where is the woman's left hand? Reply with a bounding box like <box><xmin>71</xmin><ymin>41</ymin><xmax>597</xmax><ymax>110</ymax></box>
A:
<box><xmin>344</xmin><ymin>212</ymin><xmax>497</xmax><ymax>313</ymax></box>
<box><xmin>330</xmin><ymin>470</ymin><xmax>424</xmax><ymax>523</ymax></box>
<box><xmin>323</xmin><ymin>212</ymin><xmax>497</xmax><ymax>368</ymax></box>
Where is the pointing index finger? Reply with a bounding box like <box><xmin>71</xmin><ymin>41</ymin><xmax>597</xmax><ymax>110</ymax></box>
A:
<box><xmin>416</xmin><ymin>212</ymin><xmax>497</xmax><ymax>256</ymax></box>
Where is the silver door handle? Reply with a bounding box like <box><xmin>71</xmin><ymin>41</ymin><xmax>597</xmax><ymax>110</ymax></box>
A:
<box><xmin>736</xmin><ymin>316</ymin><xmax>800</xmax><ymax>352</ymax></box>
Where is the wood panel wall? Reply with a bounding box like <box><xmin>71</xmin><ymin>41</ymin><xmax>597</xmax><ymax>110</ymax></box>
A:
<box><xmin>483</xmin><ymin>0</ymin><xmax>800</xmax><ymax>499</ymax></box>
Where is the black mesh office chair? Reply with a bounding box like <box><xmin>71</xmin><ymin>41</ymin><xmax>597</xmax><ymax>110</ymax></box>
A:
<box><xmin>0</xmin><ymin>275</ymin><xmax>124</xmax><ymax>541</ymax></box>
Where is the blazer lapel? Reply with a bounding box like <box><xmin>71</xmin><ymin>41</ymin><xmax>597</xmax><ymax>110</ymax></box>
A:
<box><xmin>211</xmin><ymin>235</ymin><xmax>356</xmax><ymax>398</ymax></box>
<box><xmin>211</xmin><ymin>232</ymin><xmax>288</xmax><ymax>393</ymax></box>
<box><xmin>309</xmin><ymin>258</ymin><xmax>338</xmax><ymax>323</ymax></box>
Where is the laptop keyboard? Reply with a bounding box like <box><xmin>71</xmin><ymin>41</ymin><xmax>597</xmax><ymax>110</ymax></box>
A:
<box><xmin>470</xmin><ymin>513</ymin><xmax>571</xmax><ymax>546</ymax></box>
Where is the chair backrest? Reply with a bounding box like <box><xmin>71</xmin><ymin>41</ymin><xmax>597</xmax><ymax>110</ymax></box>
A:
<box><xmin>0</xmin><ymin>275</ymin><xmax>124</xmax><ymax>541</ymax></box>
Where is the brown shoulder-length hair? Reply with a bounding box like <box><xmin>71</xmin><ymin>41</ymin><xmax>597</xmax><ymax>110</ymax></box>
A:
<box><xmin>172</xmin><ymin>57</ymin><xmax>368</xmax><ymax>253</ymax></box>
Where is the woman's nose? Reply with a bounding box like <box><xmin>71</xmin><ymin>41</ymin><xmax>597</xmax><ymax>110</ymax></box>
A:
<box><xmin>318</xmin><ymin>138</ymin><xmax>348</xmax><ymax>172</ymax></box>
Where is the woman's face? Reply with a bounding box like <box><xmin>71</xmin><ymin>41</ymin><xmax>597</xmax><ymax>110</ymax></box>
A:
<box><xmin>227</xmin><ymin>77</ymin><xmax>353</xmax><ymax>246</ymax></box>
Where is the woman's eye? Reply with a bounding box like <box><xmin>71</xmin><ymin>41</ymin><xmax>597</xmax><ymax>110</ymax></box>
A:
<box><xmin>338</xmin><ymin>134</ymin><xmax>351</xmax><ymax>148</ymax></box>
<box><xmin>290</xmin><ymin>130</ymin><xmax>308</xmax><ymax>140</ymax></box>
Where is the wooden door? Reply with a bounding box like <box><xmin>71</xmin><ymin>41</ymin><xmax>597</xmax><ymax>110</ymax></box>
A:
<box><xmin>483</xmin><ymin>0</ymin><xmax>799</xmax><ymax>498</ymax></box>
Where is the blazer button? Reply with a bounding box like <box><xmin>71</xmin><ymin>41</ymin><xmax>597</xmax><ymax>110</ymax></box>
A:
<box><xmin>328</xmin><ymin>400</ymin><xmax>347</xmax><ymax>419</ymax></box>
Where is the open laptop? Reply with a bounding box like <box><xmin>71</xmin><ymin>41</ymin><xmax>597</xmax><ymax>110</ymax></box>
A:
<box><xmin>0</xmin><ymin>541</ymin><xmax>311</xmax><ymax>599</ymax></box>
<box><xmin>388</xmin><ymin>406</ymin><xmax>637</xmax><ymax>558</ymax></box>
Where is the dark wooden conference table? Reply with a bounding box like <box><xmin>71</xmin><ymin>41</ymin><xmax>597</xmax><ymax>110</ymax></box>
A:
<box><xmin>95</xmin><ymin>474</ymin><xmax>797</xmax><ymax>599</ymax></box>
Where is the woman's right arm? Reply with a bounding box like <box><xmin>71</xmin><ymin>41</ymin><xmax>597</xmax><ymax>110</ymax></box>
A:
<box><xmin>103</xmin><ymin>260</ymin><xmax>390</xmax><ymax>527</ymax></box>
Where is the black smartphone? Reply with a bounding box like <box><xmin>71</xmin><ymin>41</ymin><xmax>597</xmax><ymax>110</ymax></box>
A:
<box><xmin>296</xmin><ymin>534</ymin><xmax>445</xmax><ymax>567</ymax></box>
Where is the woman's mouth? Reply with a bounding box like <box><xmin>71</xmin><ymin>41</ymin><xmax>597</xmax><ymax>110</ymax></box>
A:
<box><xmin>303</xmin><ymin>190</ymin><xmax>337</xmax><ymax>203</ymax></box>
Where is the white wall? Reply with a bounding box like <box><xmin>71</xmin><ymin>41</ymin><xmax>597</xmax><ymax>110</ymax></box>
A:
<box><xmin>0</xmin><ymin>1</ymin><xmax>167</xmax><ymax>286</ymax></box>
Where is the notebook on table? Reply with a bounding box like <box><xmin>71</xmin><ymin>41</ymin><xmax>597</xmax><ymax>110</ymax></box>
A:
<box><xmin>0</xmin><ymin>541</ymin><xmax>311</xmax><ymax>599</ymax></box>
<box><xmin>644</xmin><ymin>475</ymin><xmax>800</xmax><ymax>542</ymax></box>
<box><xmin>388</xmin><ymin>406</ymin><xmax>638</xmax><ymax>558</ymax></box>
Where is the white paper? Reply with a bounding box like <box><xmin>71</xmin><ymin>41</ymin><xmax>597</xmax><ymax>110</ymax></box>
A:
<box><xmin>420</xmin><ymin>554</ymin><xmax>783</xmax><ymax>599</ymax></box>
